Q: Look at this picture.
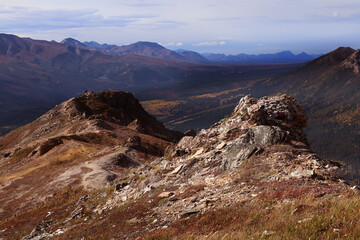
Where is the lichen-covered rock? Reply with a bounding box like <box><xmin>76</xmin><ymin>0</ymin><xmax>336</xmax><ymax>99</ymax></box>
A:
<box><xmin>243</xmin><ymin>125</ymin><xmax>287</xmax><ymax>146</ymax></box>
<box><xmin>174</xmin><ymin>94</ymin><xmax>310</xmax><ymax>170</ymax></box>
<box><xmin>233</xmin><ymin>94</ymin><xmax>307</xmax><ymax>128</ymax></box>
<box><xmin>106</xmin><ymin>152</ymin><xmax>140</xmax><ymax>168</ymax></box>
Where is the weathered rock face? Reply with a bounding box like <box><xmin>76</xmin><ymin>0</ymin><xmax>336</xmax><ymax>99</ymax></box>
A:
<box><xmin>234</xmin><ymin>94</ymin><xmax>307</xmax><ymax>127</ymax></box>
<box><xmin>173</xmin><ymin>94</ymin><xmax>310</xmax><ymax>169</ymax></box>
<box><xmin>38</xmin><ymin>90</ymin><xmax>183</xmax><ymax>142</ymax></box>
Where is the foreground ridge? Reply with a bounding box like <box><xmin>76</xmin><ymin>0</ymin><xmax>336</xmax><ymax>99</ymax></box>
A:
<box><xmin>0</xmin><ymin>93</ymin><xmax>356</xmax><ymax>239</ymax></box>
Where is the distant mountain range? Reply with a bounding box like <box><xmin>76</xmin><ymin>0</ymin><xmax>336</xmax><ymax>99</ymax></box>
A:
<box><xmin>60</xmin><ymin>38</ymin><xmax>209</xmax><ymax>63</ymax></box>
<box><xmin>1</xmin><ymin>33</ymin><xmax>298</xmax><ymax>135</ymax></box>
<box><xmin>60</xmin><ymin>37</ymin><xmax>321</xmax><ymax>64</ymax></box>
<box><xmin>202</xmin><ymin>51</ymin><xmax>323</xmax><ymax>64</ymax></box>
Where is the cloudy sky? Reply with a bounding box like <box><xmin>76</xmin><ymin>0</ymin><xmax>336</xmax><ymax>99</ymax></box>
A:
<box><xmin>1</xmin><ymin>0</ymin><xmax>360</xmax><ymax>54</ymax></box>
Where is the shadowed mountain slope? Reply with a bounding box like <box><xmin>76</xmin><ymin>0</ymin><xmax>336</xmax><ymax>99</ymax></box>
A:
<box><xmin>254</xmin><ymin>47</ymin><xmax>360</xmax><ymax>179</ymax></box>
<box><xmin>1</xmin><ymin>33</ymin><xmax>296</xmax><ymax>135</ymax></box>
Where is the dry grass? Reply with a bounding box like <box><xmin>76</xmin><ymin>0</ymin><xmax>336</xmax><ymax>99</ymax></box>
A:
<box><xmin>0</xmin><ymin>142</ymin><xmax>98</xmax><ymax>182</ymax></box>
<box><xmin>188</xmin><ymin>88</ymin><xmax>245</xmax><ymax>100</ymax></box>
<box><xmin>53</xmin><ymin>193</ymin><xmax>165</xmax><ymax>239</ymax></box>
<box><xmin>10</xmin><ymin>146</ymin><xmax>35</xmax><ymax>162</ymax></box>
<box><xmin>146</xmin><ymin>192</ymin><xmax>360</xmax><ymax>240</ymax></box>
<box><xmin>142</xmin><ymin>99</ymin><xmax>186</xmax><ymax>118</ymax></box>
<box><xmin>49</xmin><ymin>143</ymin><xmax>98</xmax><ymax>166</ymax></box>
<box><xmin>1</xmin><ymin>173</ymin><xmax>358</xmax><ymax>240</ymax></box>
<box><xmin>0</xmin><ymin>186</ymin><xmax>88</xmax><ymax>240</ymax></box>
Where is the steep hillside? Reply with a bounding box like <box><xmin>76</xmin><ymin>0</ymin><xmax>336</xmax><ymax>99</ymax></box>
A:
<box><xmin>259</xmin><ymin>47</ymin><xmax>360</xmax><ymax>179</ymax></box>
<box><xmin>0</xmin><ymin>90</ymin><xmax>183</xmax><ymax>222</ymax></box>
<box><xmin>0</xmin><ymin>93</ymin><xmax>356</xmax><ymax>240</ymax></box>
<box><xmin>261</xmin><ymin>47</ymin><xmax>356</xmax><ymax>94</ymax></box>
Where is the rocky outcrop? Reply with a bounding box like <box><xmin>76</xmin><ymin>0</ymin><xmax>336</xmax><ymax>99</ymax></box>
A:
<box><xmin>172</xmin><ymin>94</ymin><xmax>309</xmax><ymax>169</ymax></box>
<box><xmin>49</xmin><ymin>90</ymin><xmax>183</xmax><ymax>142</ymax></box>
<box><xmin>39</xmin><ymin>137</ymin><xmax>63</xmax><ymax>156</ymax></box>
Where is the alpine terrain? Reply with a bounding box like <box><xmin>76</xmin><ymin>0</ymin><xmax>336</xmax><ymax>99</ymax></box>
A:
<box><xmin>0</xmin><ymin>90</ymin><xmax>358</xmax><ymax>239</ymax></box>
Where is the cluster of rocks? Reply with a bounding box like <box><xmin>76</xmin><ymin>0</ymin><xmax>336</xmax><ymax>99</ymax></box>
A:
<box><xmin>171</xmin><ymin>94</ymin><xmax>310</xmax><ymax>171</ymax></box>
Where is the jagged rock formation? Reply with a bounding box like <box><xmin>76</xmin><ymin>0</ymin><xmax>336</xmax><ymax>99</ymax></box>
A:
<box><xmin>50</xmin><ymin>90</ymin><xmax>183</xmax><ymax>141</ymax></box>
<box><xmin>172</xmin><ymin>94</ymin><xmax>309</xmax><ymax>169</ymax></box>
<box><xmin>0</xmin><ymin>93</ymin><xmax>354</xmax><ymax>239</ymax></box>
<box><xmin>119</xmin><ymin>94</ymin><xmax>344</xmax><ymax>223</ymax></box>
<box><xmin>256</xmin><ymin>47</ymin><xmax>360</xmax><ymax>181</ymax></box>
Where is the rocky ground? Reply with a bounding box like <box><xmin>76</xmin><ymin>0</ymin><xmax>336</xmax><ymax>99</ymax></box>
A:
<box><xmin>0</xmin><ymin>92</ymin><xmax>358</xmax><ymax>239</ymax></box>
<box><xmin>0</xmin><ymin>90</ymin><xmax>182</xmax><ymax>221</ymax></box>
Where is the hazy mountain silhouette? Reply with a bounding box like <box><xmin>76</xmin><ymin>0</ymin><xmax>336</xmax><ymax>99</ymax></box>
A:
<box><xmin>202</xmin><ymin>51</ymin><xmax>322</xmax><ymax>63</ymax></box>
<box><xmin>61</xmin><ymin>38</ymin><xmax>209</xmax><ymax>63</ymax></box>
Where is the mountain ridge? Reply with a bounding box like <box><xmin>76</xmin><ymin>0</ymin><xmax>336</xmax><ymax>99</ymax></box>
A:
<box><xmin>0</xmin><ymin>90</ymin><xmax>183</xmax><ymax>221</ymax></box>
<box><xmin>202</xmin><ymin>50</ymin><xmax>323</xmax><ymax>63</ymax></box>
<box><xmin>59</xmin><ymin>36</ymin><xmax>323</xmax><ymax>64</ymax></box>
<box><xmin>61</xmin><ymin>37</ymin><xmax>209</xmax><ymax>63</ymax></box>
<box><xmin>0</xmin><ymin>33</ymin><xmax>299</xmax><ymax>136</ymax></box>
<box><xmin>0</xmin><ymin>91</ymin><xmax>354</xmax><ymax>239</ymax></box>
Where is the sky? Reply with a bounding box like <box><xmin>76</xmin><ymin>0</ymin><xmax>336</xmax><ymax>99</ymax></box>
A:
<box><xmin>1</xmin><ymin>0</ymin><xmax>360</xmax><ymax>54</ymax></box>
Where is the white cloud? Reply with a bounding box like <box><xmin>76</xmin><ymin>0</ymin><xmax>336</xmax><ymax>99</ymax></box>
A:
<box><xmin>1</xmin><ymin>0</ymin><xmax>360</xmax><ymax>52</ymax></box>
<box><xmin>162</xmin><ymin>42</ymin><xmax>183</xmax><ymax>46</ymax></box>
<box><xmin>193</xmin><ymin>41</ymin><xmax>218</xmax><ymax>46</ymax></box>
<box><xmin>0</xmin><ymin>6</ymin><xmax>151</xmax><ymax>32</ymax></box>
<box><xmin>193</xmin><ymin>41</ymin><xmax>226</xmax><ymax>46</ymax></box>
